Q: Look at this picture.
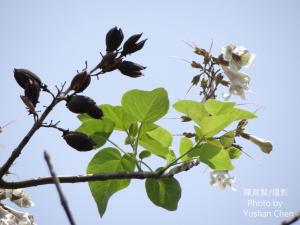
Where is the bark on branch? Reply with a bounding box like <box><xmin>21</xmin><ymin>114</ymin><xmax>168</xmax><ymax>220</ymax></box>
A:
<box><xmin>0</xmin><ymin>159</ymin><xmax>199</xmax><ymax>189</ymax></box>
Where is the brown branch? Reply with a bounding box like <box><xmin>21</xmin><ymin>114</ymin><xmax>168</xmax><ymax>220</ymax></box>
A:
<box><xmin>281</xmin><ymin>211</ymin><xmax>300</xmax><ymax>225</ymax></box>
<box><xmin>0</xmin><ymin>65</ymin><xmax>99</xmax><ymax>179</ymax></box>
<box><xmin>44</xmin><ymin>151</ymin><xmax>76</xmax><ymax>225</ymax></box>
<box><xmin>0</xmin><ymin>96</ymin><xmax>64</xmax><ymax>179</ymax></box>
<box><xmin>0</xmin><ymin>159</ymin><xmax>200</xmax><ymax>189</ymax></box>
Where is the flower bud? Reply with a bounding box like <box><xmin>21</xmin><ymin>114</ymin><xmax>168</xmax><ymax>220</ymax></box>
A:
<box><xmin>106</xmin><ymin>26</ymin><xmax>124</xmax><ymax>52</ymax></box>
<box><xmin>118</xmin><ymin>60</ymin><xmax>146</xmax><ymax>78</ymax></box>
<box><xmin>181</xmin><ymin>116</ymin><xmax>192</xmax><ymax>122</ymax></box>
<box><xmin>121</xmin><ymin>33</ymin><xmax>147</xmax><ymax>56</ymax></box>
<box><xmin>191</xmin><ymin>61</ymin><xmax>203</xmax><ymax>69</ymax></box>
<box><xmin>191</xmin><ymin>75</ymin><xmax>201</xmax><ymax>86</ymax></box>
<box><xmin>241</xmin><ymin>133</ymin><xmax>273</xmax><ymax>154</ymax></box>
<box><xmin>63</xmin><ymin>131</ymin><xmax>96</xmax><ymax>151</ymax></box>
<box><xmin>183</xmin><ymin>132</ymin><xmax>196</xmax><ymax>138</ymax></box>
<box><xmin>14</xmin><ymin>68</ymin><xmax>41</xmax><ymax>89</ymax></box>
<box><xmin>70</xmin><ymin>71</ymin><xmax>91</xmax><ymax>93</ymax></box>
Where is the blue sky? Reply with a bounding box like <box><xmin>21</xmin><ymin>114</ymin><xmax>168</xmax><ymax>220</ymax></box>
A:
<box><xmin>1</xmin><ymin>1</ymin><xmax>300</xmax><ymax>224</ymax></box>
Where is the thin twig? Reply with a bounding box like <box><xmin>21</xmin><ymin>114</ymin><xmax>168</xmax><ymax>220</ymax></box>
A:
<box><xmin>281</xmin><ymin>211</ymin><xmax>300</xmax><ymax>225</ymax></box>
<box><xmin>0</xmin><ymin>159</ymin><xmax>200</xmax><ymax>189</ymax></box>
<box><xmin>44</xmin><ymin>151</ymin><xmax>76</xmax><ymax>225</ymax></box>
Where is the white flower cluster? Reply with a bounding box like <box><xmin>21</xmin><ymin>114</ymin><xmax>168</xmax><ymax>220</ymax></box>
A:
<box><xmin>0</xmin><ymin>189</ymin><xmax>33</xmax><ymax>208</ymax></box>
<box><xmin>0</xmin><ymin>206</ymin><xmax>36</xmax><ymax>225</ymax></box>
<box><xmin>0</xmin><ymin>189</ymin><xmax>36</xmax><ymax>225</ymax></box>
<box><xmin>210</xmin><ymin>170</ymin><xmax>236</xmax><ymax>191</ymax></box>
<box><xmin>221</xmin><ymin>44</ymin><xmax>255</xmax><ymax>100</ymax></box>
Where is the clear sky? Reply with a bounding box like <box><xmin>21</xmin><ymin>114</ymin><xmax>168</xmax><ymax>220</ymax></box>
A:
<box><xmin>1</xmin><ymin>0</ymin><xmax>299</xmax><ymax>225</ymax></box>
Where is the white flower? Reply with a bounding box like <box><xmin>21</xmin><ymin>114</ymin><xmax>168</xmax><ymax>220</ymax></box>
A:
<box><xmin>221</xmin><ymin>66</ymin><xmax>250</xmax><ymax>100</ymax></box>
<box><xmin>0</xmin><ymin>205</ymin><xmax>36</xmax><ymax>225</ymax></box>
<box><xmin>222</xmin><ymin>44</ymin><xmax>256</xmax><ymax>71</ymax></box>
<box><xmin>210</xmin><ymin>170</ymin><xmax>236</xmax><ymax>191</ymax></box>
<box><xmin>1</xmin><ymin>189</ymin><xmax>34</xmax><ymax>208</ymax></box>
<box><xmin>245</xmin><ymin>134</ymin><xmax>273</xmax><ymax>154</ymax></box>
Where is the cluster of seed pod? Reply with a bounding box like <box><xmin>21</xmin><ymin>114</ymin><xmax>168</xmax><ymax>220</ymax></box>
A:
<box><xmin>12</xmin><ymin>27</ymin><xmax>147</xmax><ymax>153</ymax></box>
<box><xmin>96</xmin><ymin>27</ymin><xmax>147</xmax><ymax>77</ymax></box>
<box><xmin>14</xmin><ymin>69</ymin><xmax>42</xmax><ymax>111</ymax></box>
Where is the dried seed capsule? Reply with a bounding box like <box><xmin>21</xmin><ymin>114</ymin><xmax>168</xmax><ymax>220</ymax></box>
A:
<box><xmin>20</xmin><ymin>95</ymin><xmax>36</xmax><ymax>114</ymax></box>
<box><xmin>14</xmin><ymin>68</ymin><xmax>42</xmax><ymax>89</ymax></box>
<box><xmin>24</xmin><ymin>79</ymin><xmax>41</xmax><ymax>107</ymax></box>
<box><xmin>63</xmin><ymin>131</ymin><xmax>96</xmax><ymax>151</ymax></box>
<box><xmin>121</xmin><ymin>33</ymin><xmax>147</xmax><ymax>56</ymax></box>
<box><xmin>97</xmin><ymin>52</ymin><xmax>120</xmax><ymax>72</ymax></box>
<box><xmin>70</xmin><ymin>71</ymin><xmax>91</xmax><ymax>93</ymax></box>
<box><xmin>118</xmin><ymin>60</ymin><xmax>146</xmax><ymax>78</ymax></box>
<box><xmin>106</xmin><ymin>27</ymin><xmax>124</xmax><ymax>52</ymax></box>
<box><xmin>66</xmin><ymin>95</ymin><xmax>96</xmax><ymax>114</ymax></box>
<box><xmin>87</xmin><ymin>106</ymin><xmax>103</xmax><ymax>119</ymax></box>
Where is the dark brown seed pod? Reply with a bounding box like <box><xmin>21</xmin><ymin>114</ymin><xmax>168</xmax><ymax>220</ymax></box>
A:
<box><xmin>66</xmin><ymin>95</ymin><xmax>96</xmax><ymax>114</ymax></box>
<box><xmin>14</xmin><ymin>68</ymin><xmax>42</xmax><ymax>89</ymax></box>
<box><xmin>121</xmin><ymin>33</ymin><xmax>147</xmax><ymax>56</ymax></box>
<box><xmin>87</xmin><ymin>106</ymin><xmax>103</xmax><ymax>119</ymax></box>
<box><xmin>20</xmin><ymin>95</ymin><xmax>36</xmax><ymax>114</ymax></box>
<box><xmin>118</xmin><ymin>60</ymin><xmax>146</xmax><ymax>78</ymax></box>
<box><xmin>97</xmin><ymin>52</ymin><xmax>120</xmax><ymax>72</ymax></box>
<box><xmin>106</xmin><ymin>27</ymin><xmax>124</xmax><ymax>52</ymax></box>
<box><xmin>70</xmin><ymin>71</ymin><xmax>91</xmax><ymax>93</ymax></box>
<box><xmin>24</xmin><ymin>79</ymin><xmax>41</xmax><ymax>107</ymax></box>
<box><xmin>63</xmin><ymin>131</ymin><xmax>96</xmax><ymax>151</ymax></box>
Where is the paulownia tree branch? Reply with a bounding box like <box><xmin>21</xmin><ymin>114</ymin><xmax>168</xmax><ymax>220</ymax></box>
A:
<box><xmin>0</xmin><ymin>95</ymin><xmax>64</xmax><ymax>179</ymax></box>
<box><xmin>0</xmin><ymin>159</ymin><xmax>199</xmax><ymax>189</ymax></box>
<box><xmin>281</xmin><ymin>211</ymin><xmax>300</xmax><ymax>225</ymax></box>
<box><xmin>44</xmin><ymin>151</ymin><xmax>76</xmax><ymax>225</ymax></box>
<box><xmin>0</xmin><ymin>65</ymin><xmax>100</xmax><ymax>179</ymax></box>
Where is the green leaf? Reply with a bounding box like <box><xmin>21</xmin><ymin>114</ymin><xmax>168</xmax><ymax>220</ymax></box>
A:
<box><xmin>179</xmin><ymin>137</ymin><xmax>193</xmax><ymax>162</ymax></box>
<box><xmin>128</xmin><ymin>122</ymin><xmax>139</xmax><ymax>137</ymax></box>
<box><xmin>77</xmin><ymin>113</ymin><xmax>93</xmax><ymax>122</ymax></box>
<box><xmin>228</xmin><ymin>146</ymin><xmax>242</xmax><ymax>159</ymax></box>
<box><xmin>194</xmin><ymin>126</ymin><xmax>204</xmax><ymax>139</ymax></box>
<box><xmin>122</xmin><ymin>88</ymin><xmax>169</xmax><ymax>123</ymax></box>
<box><xmin>189</xmin><ymin>142</ymin><xmax>234</xmax><ymax>170</ymax></box>
<box><xmin>201</xmin><ymin>115</ymin><xmax>233</xmax><ymax>137</ymax></box>
<box><xmin>139</xmin><ymin>124</ymin><xmax>172</xmax><ymax>157</ymax></box>
<box><xmin>145</xmin><ymin>177</ymin><xmax>181</xmax><ymax>211</ymax></box>
<box><xmin>146</xmin><ymin>126</ymin><xmax>172</xmax><ymax>148</ymax></box>
<box><xmin>230</xmin><ymin>108</ymin><xmax>257</xmax><ymax>120</ymax></box>
<box><xmin>87</xmin><ymin>148</ymin><xmax>135</xmax><ymax>217</ymax></box>
<box><xmin>166</xmin><ymin>149</ymin><xmax>176</xmax><ymax>164</ymax></box>
<box><xmin>100</xmin><ymin>104</ymin><xmax>137</xmax><ymax>131</ymax></box>
<box><xmin>173</xmin><ymin>100</ymin><xmax>209</xmax><ymax>125</ymax></box>
<box><xmin>76</xmin><ymin>118</ymin><xmax>115</xmax><ymax>148</ymax></box>
<box><xmin>139</xmin><ymin>150</ymin><xmax>151</xmax><ymax>160</ymax></box>
<box><xmin>220</xmin><ymin>131</ymin><xmax>235</xmax><ymax>148</ymax></box>
<box><xmin>204</xmin><ymin>99</ymin><xmax>235</xmax><ymax>115</ymax></box>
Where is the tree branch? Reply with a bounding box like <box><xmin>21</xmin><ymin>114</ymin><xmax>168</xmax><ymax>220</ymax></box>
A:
<box><xmin>0</xmin><ymin>96</ymin><xmax>64</xmax><ymax>178</ymax></box>
<box><xmin>281</xmin><ymin>211</ymin><xmax>300</xmax><ymax>225</ymax></box>
<box><xmin>0</xmin><ymin>159</ymin><xmax>199</xmax><ymax>189</ymax></box>
<box><xmin>44</xmin><ymin>151</ymin><xmax>76</xmax><ymax>225</ymax></box>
